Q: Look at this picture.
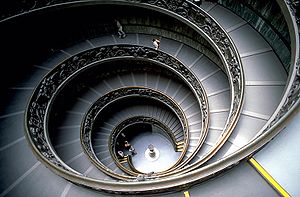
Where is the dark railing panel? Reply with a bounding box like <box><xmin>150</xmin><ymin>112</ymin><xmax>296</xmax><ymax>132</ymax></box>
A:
<box><xmin>23</xmin><ymin>0</ymin><xmax>247</xmax><ymax>193</ymax></box>
<box><xmin>81</xmin><ymin>88</ymin><xmax>188</xmax><ymax>179</ymax></box>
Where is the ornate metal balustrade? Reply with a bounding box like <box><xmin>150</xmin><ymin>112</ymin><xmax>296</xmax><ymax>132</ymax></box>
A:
<box><xmin>81</xmin><ymin>87</ymin><xmax>189</xmax><ymax>179</ymax></box>
<box><xmin>25</xmin><ymin>44</ymin><xmax>212</xmax><ymax>193</ymax></box>
<box><xmin>5</xmin><ymin>0</ymin><xmax>298</xmax><ymax>194</ymax></box>
<box><xmin>111</xmin><ymin>116</ymin><xmax>182</xmax><ymax>175</ymax></box>
<box><xmin>21</xmin><ymin>0</ymin><xmax>250</xmax><ymax>194</ymax></box>
<box><xmin>168</xmin><ymin>0</ymin><xmax>300</xmax><ymax>190</ymax></box>
<box><xmin>134</xmin><ymin>0</ymin><xmax>245</xmax><ymax>172</ymax></box>
<box><xmin>261</xmin><ymin>0</ymin><xmax>300</xmax><ymax>134</ymax></box>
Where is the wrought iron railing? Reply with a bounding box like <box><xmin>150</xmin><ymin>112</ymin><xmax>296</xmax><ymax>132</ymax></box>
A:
<box><xmin>25</xmin><ymin>43</ymin><xmax>211</xmax><ymax>189</ymax></box>
<box><xmin>20</xmin><ymin>0</ymin><xmax>260</xmax><ymax>194</ymax></box>
<box><xmin>82</xmin><ymin>87</ymin><xmax>189</xmax><ymax>179</ymax></box>
<box><xmin>110</xmin><ymin>116</ymin><xmax>184</xmax><ymax>176</ymax></box>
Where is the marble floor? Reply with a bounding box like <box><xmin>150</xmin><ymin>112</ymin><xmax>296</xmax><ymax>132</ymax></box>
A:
<box><xmin>130</xmin><ymin>131</ymin><xmax>181</xmax><ymax>173</ymax></box>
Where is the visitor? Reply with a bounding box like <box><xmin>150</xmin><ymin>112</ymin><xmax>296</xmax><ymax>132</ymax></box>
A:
<box><xmin>115</xmin><ymin>19</ymin><xmax>126</xmax><ymax>38</ymax></box>
<box><xmin>117</xmin><ymin>150</ymin><xmax>124</xmax><ymax>158</ymax></box>
<box><xmin>129</xmin><ymin>145</ymin><xmax>137</xmax><ymax>155</ymax></box>
<box><xmin>152</xmin><ymin>38</ymin><xmax>160</xmax><ymax>50</ymax></box>
<box><xmin>124</xmin><ymin>141</ymin><xmax>131</xmax><ymax>149</ymax></box>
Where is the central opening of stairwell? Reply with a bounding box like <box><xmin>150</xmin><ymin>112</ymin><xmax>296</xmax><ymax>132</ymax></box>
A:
<box><xmin>117</xmin><ymin>123</ymin><xmax>181</xmax><ymax>173</ymax></box>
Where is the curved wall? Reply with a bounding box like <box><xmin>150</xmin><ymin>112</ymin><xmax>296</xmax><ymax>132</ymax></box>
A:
<box><xmin>218</xmin><ymin>0</ymin><xmax>291</xmax><ymax>70</ymax></box>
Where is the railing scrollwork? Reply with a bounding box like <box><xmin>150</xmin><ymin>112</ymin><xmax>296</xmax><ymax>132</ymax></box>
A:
<box><xmin>81</xmin><ymin>87</ymin><xmax>189</xmax><ymax>179</ymax></box>
<box><xmin>21</xmin><ymin>0</ymin><xmax>250</xmax><ymax>194</ymax></box>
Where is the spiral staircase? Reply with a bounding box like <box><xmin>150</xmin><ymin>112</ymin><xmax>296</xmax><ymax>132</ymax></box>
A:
<box><xmin>0</xmin><ymin>0</ymin><xmax>299</xmax><ymax>196</ymax></box>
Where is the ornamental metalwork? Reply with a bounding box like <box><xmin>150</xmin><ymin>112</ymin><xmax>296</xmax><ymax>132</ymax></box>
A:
<box><xmin>255</xmin><ymin>0</ymin><xmax>300</xmax><ymax>134</ymax></box>
<box><xmin>109</xmin><ymin>116</ymin><xmax>183</xmax><ymax>176</ymax></box>
<box><xmin>286</xmin><ymin>0</ymin><xmax>300</xmax><ymax>24</ymax></box>
<box><xmin>264</xmin><ymin>58</ymin><xmax>300</xmax><ymax>131</ymax></box>
<box><xmin>25</xmin><ymin>44</ymin><xmax>209</xmax><ymax>181</ymax></box>
<box><xmin>111</xmin><ymin>116</ymin><xmax>180</xmax><ymax>152</ymax></box>
<box><xmin>12</xmin><ymin>0</ymin><xmax>300</xmax><ymax>194</ymax></box>
<box><xmin>81</xmin><ymin>87</ymin><xmax>189</xmax><ymax>179</ymax></box>
<box><xmin>140</xmin><ymin>0</ymin><xmax>244</xmax><ymax>171</ymax></box>
<box><xmin>21</xmin><ymin>0</ymin><xmax>250</xmax><ymax>194</ymax></box>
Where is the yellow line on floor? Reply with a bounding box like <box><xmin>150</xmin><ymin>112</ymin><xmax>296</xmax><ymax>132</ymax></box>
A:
<box><xmin>184</xmin><ymin>191</ymin><xmax>190</xmax><ymax>197</ymax></box>
<box><xmin>249</xmin><ymin>158</ymin><xmax>290</xmax><ymax>197</ymax></box>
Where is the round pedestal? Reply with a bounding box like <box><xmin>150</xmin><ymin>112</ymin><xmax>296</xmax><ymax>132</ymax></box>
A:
<box><xmin>145</xmin><ymin>148</ymin><xmax>160</xmax><ymax>161</ymax></box>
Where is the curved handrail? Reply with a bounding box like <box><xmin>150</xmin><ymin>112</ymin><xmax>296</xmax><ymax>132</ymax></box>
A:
<box><xmin>22</xmin><ymin>1</ymin><xmax>247</xmax><ymax>194</ymax></box>
<box><xmin>136</xmin><ymin>0</ymin><xmax>245</xmax><ymax>176</ymax></box>
<box><xmin>25</xmin><ymin>44</ymin><xmax>209</xmax><ymax>184</ymax></box>
<box><xmin>110</xmin><ymin>116</ymin><xmax>182</xmax><ymax>176</ymax></box>
<box><xmin>252</xmin><ymin>0</ymin><xmax>300</xmax><ymax>137</ymax></box>
<box><xmin>112</xmin><ymin>116</ymin><xmax>180</xmax><ymax>152</ymax></box>
<box><xmin>82</xmin><ymin>87</ymin><xmax>189</xmax><ymax>179</ymax></box>
<box><xmin>130</xmin><ymin>0</ymin><xmax>300</xmax><ymax>191</ymax></box>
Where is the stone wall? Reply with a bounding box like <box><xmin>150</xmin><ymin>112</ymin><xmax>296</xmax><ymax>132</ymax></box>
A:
<box><xmin>218</xmin><ymin>0</ymin><xmax>291</xmax><ymax>71</ymax></box>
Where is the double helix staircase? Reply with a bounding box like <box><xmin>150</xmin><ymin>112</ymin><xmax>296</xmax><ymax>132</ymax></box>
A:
<box><xmin>0</xmin><ymin>0</ymin><xmax>299</xmax><ymax>196</ymax></box>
